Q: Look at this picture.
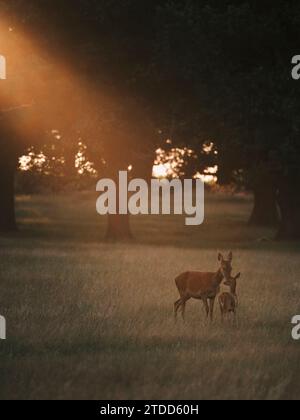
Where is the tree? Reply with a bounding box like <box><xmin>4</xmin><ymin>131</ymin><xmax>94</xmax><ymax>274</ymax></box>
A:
<box><xmin>152</xmin><ymin>0</ymin><xmax>300</xmax><ymax>237</ymax></box>
<box><xmin>2</xmin><ymin>0</ymin><xmax>300</xmax><ymax>241</ymax></box>
<box><xmin>0</xmin><ymin>1</ymin><xmax>160</xmax><ymax>238</ymax></box>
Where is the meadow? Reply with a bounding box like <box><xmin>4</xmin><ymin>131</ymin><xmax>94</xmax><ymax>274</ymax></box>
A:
<box><xmin>0</xmin><ymin>191</ymin><xmax>300</xmax><ymax>400</ymax></box>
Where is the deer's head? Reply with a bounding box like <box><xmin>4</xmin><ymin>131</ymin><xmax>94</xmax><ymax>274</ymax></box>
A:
<box><xmin>218</xmin><ymin>252</ymin><xmax>233</xmax><ymax>280</ymax></box>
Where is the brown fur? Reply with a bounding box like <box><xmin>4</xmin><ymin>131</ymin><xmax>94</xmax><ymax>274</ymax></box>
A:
<box><xmin>174</xmin><ymin>252</ymin><xmax>233</xmax><ymax>322</ymax></box>
<box><xmin>218</xmin><ymin>273</ymin><xmax>241</xmax><ymax>323</ymax></box>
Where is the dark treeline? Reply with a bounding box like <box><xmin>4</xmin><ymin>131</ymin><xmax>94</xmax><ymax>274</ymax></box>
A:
<box><xmin>0</xmin><ymin>0</ymin><xmax>300</xmax><ymax>240</ymax></box>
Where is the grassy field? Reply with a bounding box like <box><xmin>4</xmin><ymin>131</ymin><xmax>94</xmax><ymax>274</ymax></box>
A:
<box><xmin>0</xmin><ymin>191</ymin><xmax>300</xmax><ymax>400</ymax></box>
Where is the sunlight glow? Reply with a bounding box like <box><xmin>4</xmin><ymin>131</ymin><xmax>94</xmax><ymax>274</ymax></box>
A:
<box><xmin>195</xmin><ymin>166</ymin><xmax>218</xmax><ymax>185</ymax></box>
<box><xmin>153</xmin><ymin>145</ymin><xmax>218</xmax><ymax>184</ymax></box>
<box><xmin>153</xmin><ymin>163</ymin><xmax>171</xmax><ymax>179</ymax></box>
<box><xmin>75</xmin><ymin>142</ymin><xmax>97</xmax><ymax>176</ymax></box>
<box><xmin>203</xmin><ymin>142</ymin><xmax>214</xmax><ymax>154</ymax></box>
<box><xmin>2</xmin><ymin>10</ymin><xmax>218</xmax><ymax>187</ymax></box>
<box><xmin>19</xmin><ymin>151</ymin><xmax>47</xmax><ymax>172</ymax></box>
<box><xmin>0</xmin><ymin>12</ymin><xmax>124</xmax><ymax>170</ymax></box>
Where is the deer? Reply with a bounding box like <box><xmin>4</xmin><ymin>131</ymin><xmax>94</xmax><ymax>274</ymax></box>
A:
<box><xmin>174</xmin><ymin>252</ymin><xmax>233</xmax><ymax>323</ymax></box>
<box><xmin>218</xmin><ymin>272</ymin><xmax>241</xmax><ymax>324</ymax></box>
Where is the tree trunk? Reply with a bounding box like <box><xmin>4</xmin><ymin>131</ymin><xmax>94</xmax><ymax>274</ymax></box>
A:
<box><xmin>0</xmin><ymin>153</ymin><xmax>17</xmax><ymax>232</ymax></box>
<box><xmin>249</xmin><ymin>184</ymin><xmax>279</xmax><ymax>227</ymax></box>
<box><xmin>104</xmin><ymin>153</ymin><xmax>155</xmax><ymax>241</ymax></box>
<box><xmin>105</xmin><ymin>214</ymin><xmax>133</xmax><ymax>241</ymax></box>
<box><xmin>277</xmin><ymin>183</ymin><xmax>300</xmax><ymax>240</ymax></box>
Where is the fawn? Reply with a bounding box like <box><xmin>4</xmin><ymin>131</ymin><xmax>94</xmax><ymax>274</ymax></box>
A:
<box><xmin>174</xmin><ymin>252</ymin><xmax>233</xmax><ymax>322</ymax></box>
<box><xmin>218</xmin><ymin>272</ymin><xmax>241</xmax><ymax>323</ymax></box>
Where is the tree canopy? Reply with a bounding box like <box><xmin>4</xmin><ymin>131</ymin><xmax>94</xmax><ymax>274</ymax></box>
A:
<box><xmin>1</xmin><ymin>0</ymin><xmax>300</xmax><ymax>238</ymax></box>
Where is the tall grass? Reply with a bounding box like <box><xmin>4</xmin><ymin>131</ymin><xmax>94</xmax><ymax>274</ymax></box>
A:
<box><xmin>0</xmin><ymin>192</ymin><xmax>300</xmax><ymax>400</ymax></box>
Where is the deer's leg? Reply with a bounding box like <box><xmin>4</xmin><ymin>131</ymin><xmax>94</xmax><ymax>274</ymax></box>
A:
<box><xmin>174</xmin><ymin>297</ymin><xmax>189</xmax><ymax>323</ymax></box>
<box><xmin>181</xmin><ymin>299</ymin><xmax>188</xmax><ymax>321</ymax></box>
<box><xmin>178</xmin><ymin>297</ymin><xmax>189</xmax><ymax>321</ymax></box>
<box><xmin>209</xmin><ymin>298</ymin><xmax>215</xmax><ymax>322</ymax></box>
<box><xmin>219</xmin><ymin>301</ymin><xmax>224</xmax><ymax>323</ymax></box>
<box><xmin>174</xmin><ymin>299</ymin><xmax>182</xmax><ymax>322</ymax></box>
<box><xmin>203</xmin><ymin>299</ymin><xmax>209</xmax><ymax>319</ymax></box>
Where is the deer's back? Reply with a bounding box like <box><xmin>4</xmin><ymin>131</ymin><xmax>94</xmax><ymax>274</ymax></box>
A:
<box><xmin>175</xmin><ymin>271</ymin><xmax>218</xmax><ymax>299</ymax></box>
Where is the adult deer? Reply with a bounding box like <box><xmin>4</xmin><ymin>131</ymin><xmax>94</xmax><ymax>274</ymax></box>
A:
<box><xmin>174</xmin><ymin>252</ymin><xmax>233</xmax><ymax>322</ymax></box>
<box><xmin>218</xmin><ymin>272</ymin><xmax>241</xmax><ymax>323</ymax></box>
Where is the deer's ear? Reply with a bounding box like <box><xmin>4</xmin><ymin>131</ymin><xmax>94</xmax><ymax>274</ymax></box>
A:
<box><xmin>235</xmin><ymin>272</ymin><xmax>241</xmax><ymax>280</ymax></box>
<box><xmin>218</xmin><ymin>253</ymin><xmax>223</xmax><ymax>262</ymax></box>
<box><xmin>228</xmin><ymin>251</ymin><xmax>233</xmax><ymax>262</ymax></box>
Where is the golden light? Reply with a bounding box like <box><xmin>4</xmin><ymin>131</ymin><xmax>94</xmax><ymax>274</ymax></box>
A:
<box><xmin>153</xmin><ymin>163</ymin><xmax>171</xmax><ymax>179</ymax></box>
<box><xmin>203</xmin><ymin>142</ymin><xmax>214</xmax><ymax>154</ymax></box>
<box><xmin>0</xmin><ymin>10</ymin><xmax>125</xmax><ymax>146</ymax></box>
<box><xmin>1</xmin><ymin>9</ymin><xmax>218</xmax><ymax>185</ymax></box>
<box><xmin>195</xmin><ymin>166</ymin><xmax>218</xmax><ymax>185</ymax></box>
<box><xmin>19</xmin><ymin>155</ymin><xmax>31</xmax><ymax>171</ymax></box>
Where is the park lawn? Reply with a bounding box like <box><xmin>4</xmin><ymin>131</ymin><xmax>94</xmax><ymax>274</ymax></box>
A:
<box><xmin>0</xmin><ymin>191</ymin><xmax>300</xmax><ymax>400</ymax></box>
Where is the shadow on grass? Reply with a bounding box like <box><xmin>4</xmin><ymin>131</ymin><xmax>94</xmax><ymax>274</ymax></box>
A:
<box><xmin>1</xmin><ymin>211</ymin><xmax>294</xmax><ymax>250</ymax></box>
<box><xmin>0</xmin><ymin>334</ymin><xmax>226</xmax><ymax>358</ymax></box>
<box><xmin>0</xmin><ymin>191</ymin><xmax>296</xmax><ymax>252</ymax></box>
<box><xmin>0</xmin><ymin>315</ymin><xmax>289</xmax><ymax>359</ymax></box>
